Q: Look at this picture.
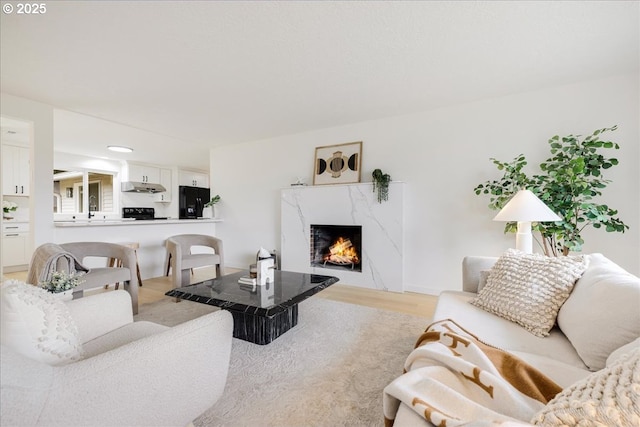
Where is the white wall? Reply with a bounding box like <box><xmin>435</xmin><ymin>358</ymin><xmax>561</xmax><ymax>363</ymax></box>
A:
<box><xmin>211</xmin><ymin>74</ymin><xmax>639</xmax><ymax>295</ymax></box>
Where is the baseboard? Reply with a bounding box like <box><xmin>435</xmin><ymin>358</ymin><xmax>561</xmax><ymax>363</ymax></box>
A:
<box><xmin>403</xmin><ymin>283</ymin><xmax>441</xmax><ymax>297</ymax></box>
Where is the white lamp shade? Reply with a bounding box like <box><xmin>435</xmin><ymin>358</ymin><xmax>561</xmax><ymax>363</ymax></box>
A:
<box><xmin>493</xmin><ymin>189</ymin><xmax>561</xmax><ymax>222</ymax></box>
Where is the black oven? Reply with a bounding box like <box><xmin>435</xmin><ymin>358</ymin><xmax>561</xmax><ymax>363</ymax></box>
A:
<box><xmin>122</xmin><ymin>207</ymin><xmax>168</xmax><ymax>220</ymax></box>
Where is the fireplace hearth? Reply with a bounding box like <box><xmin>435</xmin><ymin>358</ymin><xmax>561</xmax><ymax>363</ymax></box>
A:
<box><xmin>310</xmin><ymin>224</ymin><xmax>362</xmax><ymax>272</ymax></box>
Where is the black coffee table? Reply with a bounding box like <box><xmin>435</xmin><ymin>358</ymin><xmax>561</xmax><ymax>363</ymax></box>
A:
<box><xmin>165</xmin><ymin>270</ymin><xmax>339</xmax><ymax>345</ymax></box>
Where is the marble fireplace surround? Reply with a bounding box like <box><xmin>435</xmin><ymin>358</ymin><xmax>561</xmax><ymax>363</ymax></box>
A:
<box><xmin>281</xmin><ymin>182</ymin><xmax>404</xmax><ymax>292</ymax></box>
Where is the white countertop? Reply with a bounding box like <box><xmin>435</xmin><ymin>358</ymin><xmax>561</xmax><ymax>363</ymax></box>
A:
<box><xmin>54</xmin><ymin>218</ymin><xmax>222</xmax><ymax>227</ymax></box>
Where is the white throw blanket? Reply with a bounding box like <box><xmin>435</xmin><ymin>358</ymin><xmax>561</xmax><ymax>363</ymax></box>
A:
<box><xmin>26</xmin><ymin>243</ymin><xmax>90</xmax><ymax>285</ymax></box>
<box><xmin>383</xmin><ymin>319</ymin><xmax>561</xmax><ymax>427</ymax></box>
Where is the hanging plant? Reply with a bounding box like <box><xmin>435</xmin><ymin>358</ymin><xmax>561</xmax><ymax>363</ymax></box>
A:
<box><xmin>372</xmin><ymin>169</ymin><xmax>391</xmax><ymax>203</ymax></box>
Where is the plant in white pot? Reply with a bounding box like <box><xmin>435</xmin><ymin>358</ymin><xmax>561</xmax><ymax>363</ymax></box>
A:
<box><xmin>474</xmin><ymin>125</ymin><xmax>629</xmax><ymax>256</ymax></box>
<box><xmin>202</xmin><ymin>195</ymin><xmax>221</xmax><ymax>219</ymax></box>
<box><xmin>3</xmin><ymin>200</ymin><xmax>17</xmax><ymax>219</ymax></box>
<box><xmin>40</xmin><ymin>271</ymin><xmax>85</xmax><ymax>301</ymax></box>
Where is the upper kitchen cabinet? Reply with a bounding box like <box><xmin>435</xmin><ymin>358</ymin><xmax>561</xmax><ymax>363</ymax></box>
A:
<box><xmin>179</xmin><ymin>169</ymin><xmax>209</xmax><ymax>188</ymax></box>
<box><xmin>2</xmin><ymin>144</ymin><xmax>30</xmax><ymax>196</ymax></box>
<box><xmin>125</xmin><ymin>163</ymin><xmax>161</xmax><ymax>184</ymax></box>
<box><xmin>155</xmin><ymin>168</ymin><xmax>172</xmax><ymax>202</ymax></box>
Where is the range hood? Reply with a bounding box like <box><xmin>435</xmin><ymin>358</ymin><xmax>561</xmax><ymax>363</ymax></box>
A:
<box><xmin>121</xmin><ymin>181</ymin><xmax>166</xmax><ymax>193</ymax></box>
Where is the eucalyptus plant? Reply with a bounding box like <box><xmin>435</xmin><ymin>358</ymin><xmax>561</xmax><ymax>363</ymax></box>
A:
<box><xmin>204</xmin><ymin>195</ymin><xmax>220</xmax><ymax>207</ymax></box>
<box><xmin>474</xmin><ymin>126</ymin><xmax>628</xmax><ymax>256</ymax></box>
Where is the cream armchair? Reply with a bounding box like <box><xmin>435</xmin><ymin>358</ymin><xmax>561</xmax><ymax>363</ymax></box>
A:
<box><xmin>0</xmin><ymin>288</ymin><xmax>233</xmax><ymax>427</ymax></box>
<box><xmin>166</xmin><ymin>234</ymin><xmax>224</xmax><ymax>288</ymax></box>
<box><xmin>28</xmin><ymin>242</ymin><xmax>140</xmax><ymax>314</ymax></box>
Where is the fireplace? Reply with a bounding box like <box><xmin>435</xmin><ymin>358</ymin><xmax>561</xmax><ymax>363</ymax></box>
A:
<box><xmin>282</xmin><ymin>183</ymin><xmax>404</xmax><ymax>292</ymax></box>
<box><xmin>310</xmin><ymin>224</ymin><xmax>362</xmax><ymax>272</ymax></box>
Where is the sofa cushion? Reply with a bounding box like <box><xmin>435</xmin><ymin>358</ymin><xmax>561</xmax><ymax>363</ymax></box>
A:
<box><xmin>434</xmin><ymin>291</ymin><xmax>589</xmax><ymax>373</ymax></box>
<box><xmin>531</xmin><ymin>347</ymin><xmax>640</xmax><ymax>426</ymax></box>
<box><xmin>0</xmin><ymin>280</ymin><xmax>83</xmax><ymax>366</ymax></box>
<box><xmin>470</xmin><ymin>249</ymin><xmax>587</xmax><ymax>337</ymax></box>
<box><xmin>558</xmin><ymin>253</ymin><xmax>640</xmax><ymax>371</ymax></box>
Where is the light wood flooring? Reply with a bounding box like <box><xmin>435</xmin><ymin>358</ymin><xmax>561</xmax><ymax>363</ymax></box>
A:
<box><xmin>3</xmin><ymin>267</ymin><xmax>437</xmax><ymax>319</ymax></box>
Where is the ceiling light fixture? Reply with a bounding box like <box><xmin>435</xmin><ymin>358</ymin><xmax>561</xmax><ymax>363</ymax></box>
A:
<box><xmin>107</xmin><ymin>145</ymin><xmax>133</xmax><ymax>153</ymax></box>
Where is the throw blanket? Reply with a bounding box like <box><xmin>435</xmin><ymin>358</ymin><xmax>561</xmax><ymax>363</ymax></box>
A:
<box><xmin>26</xmin><ymin>243</ymin><xmax>90</xmax><ymax>285</ymax></box>
<box><xmin>383</xmin><ymin>319</ymin><xmax>562</xmax><ymax>427</ymax></box>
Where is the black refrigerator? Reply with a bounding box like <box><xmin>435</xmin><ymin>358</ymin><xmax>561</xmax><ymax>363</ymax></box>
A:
<box><xmin>179</xmin><ymin>186</ymin><xmax>210</xmax><ymax>219</ymax></box>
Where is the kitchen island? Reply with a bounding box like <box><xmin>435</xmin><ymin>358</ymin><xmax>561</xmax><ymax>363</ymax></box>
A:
<box><xmin>53</xmin><ymin>218</ymin><xmax>222</xmax><ymax>279</ymax></box>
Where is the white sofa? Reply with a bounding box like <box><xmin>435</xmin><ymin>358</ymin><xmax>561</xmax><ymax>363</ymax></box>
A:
<box><xmin>391</xmin><ymin>253</ymin><xmax>640</xmax><ymax>426</ymax></box>
<box><xmin>1</xmin><ymin>286</ymin><xmax>233</xmax><ymax>427</ymax></box>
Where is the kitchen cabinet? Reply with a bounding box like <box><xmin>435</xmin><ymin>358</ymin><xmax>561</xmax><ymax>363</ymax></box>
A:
<box><xmin>126</xmin><ymin>163</ymin><xmax>161</xmax><ymax>184</ymax></box>
<box><xmin>155</xmin><ymin>168</ymin><xmax>172</xmax><ymax>202</ymax></box>
<box><xmin>2</xmin><ymin>144</ymin><xmax>30</xmax><ymax>196</ymax></box>
<box><xmin>2</xmin><ymin>222</ymin><xmax>31</xmax><ymax>268</ymax></box>
<box><xmin>178</xmin><ymin>169</ymin><xmax>209</xmax><ymax>188</ymax></box>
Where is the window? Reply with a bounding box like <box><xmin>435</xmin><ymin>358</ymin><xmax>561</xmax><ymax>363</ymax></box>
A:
<box><xmin>53</xmin><ymin>170</ymin><xmax>116</xmax><ymax>215</ymax></box>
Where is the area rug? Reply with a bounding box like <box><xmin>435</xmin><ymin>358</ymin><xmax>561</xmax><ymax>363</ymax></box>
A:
<box><xmin>136</xmin><ymin>296</ymin><xmax>431</xmax><ymax>427</ymax></box>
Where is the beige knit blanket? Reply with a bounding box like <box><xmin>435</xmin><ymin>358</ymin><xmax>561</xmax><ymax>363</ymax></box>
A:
<box><xmin>26</xmin><ymin>243</ymin><xmax>89</xmax><ymax>285</ymax></box>
<box><xmin>383</xmin><ymin>319</ymin><xmax>561</xmax><ymax>427</ymax></box>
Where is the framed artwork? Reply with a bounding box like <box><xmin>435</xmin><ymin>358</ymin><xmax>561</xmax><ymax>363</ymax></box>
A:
<box><xmin>313</xmin><ymin>141</ymin><xmax>362</xmax><ymax>185</ymax></box>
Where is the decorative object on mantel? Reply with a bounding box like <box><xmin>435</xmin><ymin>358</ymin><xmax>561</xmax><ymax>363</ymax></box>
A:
<box><xmin>313</xmin><ymin>141</ymin><xmax>362</xmax><ymax>185</ymax></box>
<box><xmin>202</xmin><ymin>194</ymin><xmax>220</xmax><ymax>219</ymax></box>
<box><xmin>474</xmin><ymin>125</ymin><xmax>629</xmax><ymax>256</ymax></box>
<box><xmin>290</xmin><ymin>177</ymin><xmax>307</xmax><ymax>186</ymax></box>
<box><xmin>3</xmin><ymin>200</ymin><xmax>17</xmax><ymax>220</ymax></box>
<box><xmin>39</xmin><ymin>271</ymin><xmax>85</xmax><ymax>301</ymax></box>
<box><xmin>372</xmin><ymin>169</ymin><xmax>391</xmax><ymax>203</ymax></box>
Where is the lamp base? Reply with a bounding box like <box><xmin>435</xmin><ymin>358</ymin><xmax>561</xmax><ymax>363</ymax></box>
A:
<box><xmin>515</xmin><ymin>221</ymin><xmax>533</xmax><ymax>253</ymax></box>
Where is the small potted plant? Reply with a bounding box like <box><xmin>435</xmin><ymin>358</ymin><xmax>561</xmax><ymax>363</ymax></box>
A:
<box><xmin>3</xmin><ymin>200</ymin><xmax>17</xmax><ymax>220</ymax></box>
<box><xmin>40</xmin><ymin>271</ymin><xmax>85</xmax><ymax>301</ymax></box>
<box><xmin>202</xmin><ymin>195</ymin><xmax>221</xmax><ymax>219</ymax></box>
<box><xmin>372</xmin><ymin>169</ymin><xmax>391</xmax><ymax>203</ymax></box>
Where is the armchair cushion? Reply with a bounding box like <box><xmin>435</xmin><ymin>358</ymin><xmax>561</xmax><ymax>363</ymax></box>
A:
<box><xmin>83</xmin><ymin>321</ymin><xmax>168</xmax><ymax>358</ymax></box>
<box><xmin>0</xmin><ymin>280</ymin><xmax>83</xmax><ymax>366</ymax></box>
<box><xmin>66</xmin><ymin>290</ymin><xmax>134</xmax><ymax>343</ymax></box>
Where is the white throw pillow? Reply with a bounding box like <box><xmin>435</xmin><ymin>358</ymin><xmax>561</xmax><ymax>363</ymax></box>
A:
<box><xmin>557</xmin><ymin>253</ymin><xmax>640</xmax><ymax>371</ymax></box>
<box><xmin>607</xmin><ymin>337</ymin><xmax>640</xmax><ymax>367</ymax></box>
<box><xmin>0</xmin><ymin>279</ymin><xmax>83</xmax><ymax>365</ymax></box>
<box><xmin>531</xmin><ymin>347</ymin><xmax>640</xmax><ymax>426</ymax></box>
<box><xmin>470</xmin><ymin>249</ymin><xmax>588</xmax><ymax>338</ymax></box>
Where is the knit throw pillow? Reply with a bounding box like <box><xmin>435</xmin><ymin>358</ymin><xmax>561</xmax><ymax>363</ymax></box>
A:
<box><xmin>470</xmin><ymin>249</ymin><xmax>588</xmax><ymax>338</ymax></box>
<box><xmin>531</xmin><ymin>347</ymin><xmax>640</xmax><ymax>426</ymax></box>
<box><xmin>0</xmin><ymin>279</ymin><xmax>83</xmax><ymax>365</ymax></box>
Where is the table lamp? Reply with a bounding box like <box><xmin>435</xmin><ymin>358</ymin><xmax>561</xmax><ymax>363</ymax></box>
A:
<box><xmin>493</xmin><ymin>189</ymin><xmax>561</xmax><ymax>253</ymax></box>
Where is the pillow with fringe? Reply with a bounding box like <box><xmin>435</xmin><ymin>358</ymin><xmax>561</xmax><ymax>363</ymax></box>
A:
<box><xmin>0</xmin><ymin>279</ymin><xmax>83</xmax><ymax>365</ymax></box>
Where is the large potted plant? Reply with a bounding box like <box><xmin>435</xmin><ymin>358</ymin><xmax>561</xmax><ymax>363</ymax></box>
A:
<box><xmin>474</xmin><ymin>126</ymin><xmax>629</xmax><ymax>256</ymax></box>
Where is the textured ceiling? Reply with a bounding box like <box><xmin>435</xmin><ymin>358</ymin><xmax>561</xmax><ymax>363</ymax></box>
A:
<box><xmin>1</xmin><ymin>1</ymin><xmax>638</xmax><ymax>169</ymax></box>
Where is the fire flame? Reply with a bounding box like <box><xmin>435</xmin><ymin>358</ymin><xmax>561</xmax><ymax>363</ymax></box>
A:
<box><xmin>323</xmin><ymin>237</ymin><xmax>360</xmax><ymax>265</ymax></box>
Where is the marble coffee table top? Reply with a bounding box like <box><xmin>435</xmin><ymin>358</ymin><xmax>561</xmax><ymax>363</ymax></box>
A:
<box><xmin>165</xmin><ymin>270</ymin><xmax>339</xmax><ymax>317</ymax></box>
